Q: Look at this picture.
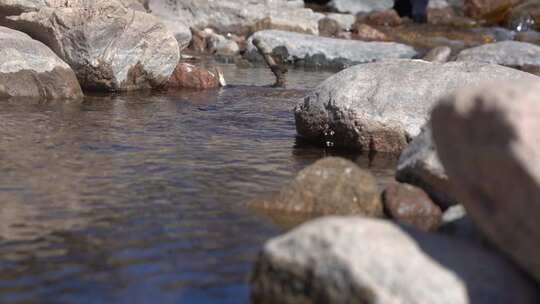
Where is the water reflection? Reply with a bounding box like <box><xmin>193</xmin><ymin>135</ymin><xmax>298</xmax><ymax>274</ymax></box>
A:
<box><xmin>0</xmin><ymin>65</ymin><xmax>394</xmax><ymax>303</ymax></box>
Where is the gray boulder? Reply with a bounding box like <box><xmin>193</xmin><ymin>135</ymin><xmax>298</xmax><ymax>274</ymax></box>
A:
<box><xmin>432</xmin><ymin>79</ymin><xmax>540</xmax><ymax>284</ymax></box>
<box><xmin>245</xmin><ymin>30</ymin><xmax>417</xmax><ymax>69</ymax></box>
<box><xmin>147</xmin><ymin>0</ymin><xmax>322</xmax><ymax>35</ymax></box>
<box><xmin>252</xmin><ymin>217</ymin><xmax>540</xmax><ymax>304</ymax></box>
<box><xmin>295</xmin><ymin>60</ymin><xmax>538</xmax><ymax>153</ymax></box>
<box><xmin>396</xmin><ymin>125</ymin><xmax>457</xmax><ymax>209</ymax></box>
<box><xmin>0</xmin><ymin>26</ymin><xmax>82</xmax><ymax>99</ymax></box>
<box><xmin>457</xmin><ymin>41</ymin><xmax>540</xmax><ymax>69</ymax></box>
<box><xmin>253</xmin><ymin>157</ymin><xmax>383</xmax><ymax>216</ymax></box>
<box><xmin>329</xmin><ymin>0</ymin><xmax>393</xmax><ymax>14</ymax></box>
<box><xmin>6</xmin><ymin>0</ymin><xmax>179</xmax><ymax>91</ymax></box>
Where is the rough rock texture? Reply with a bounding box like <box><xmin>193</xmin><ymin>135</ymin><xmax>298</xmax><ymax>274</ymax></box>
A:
<box><xmin>423</xmin><ymin>46</ymin><xmax>452</xmax><ymax>62</ymax></box>
<box><xmin>464</xmin><ymin>0</ymin><xmax>521</xmax><ymax>19</ymax></box>
<box><xmin>166</xmin><ymin>63</ymin><xmax>219</xmax><ymax>90</ymax></box>
<box><xmin>432</xmin><ymin>79</ymin><xmax>540</xmax><ymax>283</ymax></box>
<box><xmin>251</xmin><ymin>217</ymin><xmax>540</xmax><ymax>304</ymax></box>
<box><xmin>6</xmin><ymin>0</ymin><xmax>180</xmax><ymax>91</ymax></box>
<box><xmin>396</xmin><ymin>125</ymin><xmax>456</xmax><ymax>209</ymax></box>
<box><xmin>0</xmin><ymin>26</ymin><xmax>82</xmax><ymax>99</ymax></box>
<box><xmin>295</xmin><ymin>60</ymin><xmax>538</xmax><ymax>153</ymax></box>
<box><xmin>147</xmin><ymin>0</ymin><xmax>323</xmax><ymax>35</ymax></box>
<box><xmin>256</xmin><ymin>157</ymin><xmax>383</xmax><ymax>216</ymax></box>
<box><xmin>325</xmin><ymin>13</ymin><xmax>355</xmax><ymax>31</ymax></box>
<box><xmin>245</xmin><ymin>30</ymin><xmax>417</xmax><ymax>69</ymax></box>
<box><xmin>457</xmin><ymin>41</ymin><xmax>540</xmax><ymax>69</ymax></box>
<box><xmin>354</xmin><ymin>23</ymin><xmax>388</xmax><ymax>41</ymax></box>
<box><xmin>382</xmin><ymin>183</ymin><xmax>442</xmax><ymax>231</ymax></box>
<box><xmin>329</xmin><ymin>0</ymin><xmax>393</xmax><ymax>14</ymax></box>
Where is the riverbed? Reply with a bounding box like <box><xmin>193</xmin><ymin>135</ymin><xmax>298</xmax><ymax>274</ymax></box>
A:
<box><xmin>0</xmin><ymin>64</ymin><xmax>396</xmax><ymax>303</ymax></box>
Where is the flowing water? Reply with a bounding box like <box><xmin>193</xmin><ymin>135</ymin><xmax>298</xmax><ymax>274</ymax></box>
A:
<box><xmin>0</xmin><ymin>64</ymin><xmax>396</xmax><ymax>304</ymax></box>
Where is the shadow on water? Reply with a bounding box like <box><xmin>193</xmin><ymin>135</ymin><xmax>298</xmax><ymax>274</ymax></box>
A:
<box><xmin>0</xmin><ymin>64</ymin><xmax>396</xmax><ymax>303</ymax></box>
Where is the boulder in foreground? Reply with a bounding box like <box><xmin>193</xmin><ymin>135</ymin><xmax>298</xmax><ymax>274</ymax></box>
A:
<box><xmin>6</xmin><ymin>0</ymin><xmax>180</xmax><ymax>91</ymax></box>
<box><xmin>252</xmin><ymin>217</ymin><xmax>539</xmax><ymax>304</ymax></box>
<box><xmin>295</xmin><ymin>60</ymin><xmax>538</xmax><ymax>153</ymax></box>
<box><xmin>0</xmin><ymin>26</ymin><xmax>82</xmax><ymax>100</ymax></box>
<box><xmin>432</xmin><ymin>79</ymin><xmax>540</xmax><ymax>284</ymax></box>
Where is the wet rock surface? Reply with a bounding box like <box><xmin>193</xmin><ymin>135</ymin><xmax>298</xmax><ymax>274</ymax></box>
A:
<box><xmin>251</xmin><ymin>217</ymin><xmax>540</xmax><ymax>304</ymax></box>
<box><xmin>396</xmin><ymin>125</ymin><xmax>456</xmax><ymax>209</ymax></box>
<box><xmin>295</xmin><ymin>60</ymin><xmax>536</xmax><ymax>153</ymax></box>
<box><xmin>457</xmin><ymin>41</ymin><xmax>540</xmax><ymax>69</ymax></box>
<box><xmin>253</xmin><ymin>157</ymin><xmax>383</xmax><ymax>216</ymax></box>
<box><xmin>432</xmin><ymin>79</ymin><xmax>540</xmax><ymax>284</ymax></box>
<box><xmin>0</xmin><ymin>26</ymin><xmax>82</xmax><ymax>99</ymax></box>
<box><xmin>5</xmin><ymin>0</ymin><xmax>180</xmax><ymax>91</ymax></box>
<box><xmin>382</xmin><ymin>182</ymin><xmax>442</xmax><ymax>231</ymax></box>
<box><xmin>166</xmin><ymin>62</ymin><xmax>219</xmax><ymax>90</ymax></box>
<box><xmin>245</xmin><ymin>30</ymin><xmax>417</xmax><ymax>68</ymax></box>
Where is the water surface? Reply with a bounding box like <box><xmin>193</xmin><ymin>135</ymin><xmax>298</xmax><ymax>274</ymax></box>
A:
<box><xmin>0</xmin><ymin>64</ymin><xmax>395</xmax><ymax>304</ymax></box>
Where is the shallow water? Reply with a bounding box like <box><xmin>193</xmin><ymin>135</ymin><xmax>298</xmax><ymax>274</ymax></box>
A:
<box><xmin>0</xmin><ymin>64</ymin><xmax>395</xmax><ymax>304</ymax></box>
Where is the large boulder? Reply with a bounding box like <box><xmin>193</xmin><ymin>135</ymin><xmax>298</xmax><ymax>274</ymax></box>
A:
<box><xmin>0</xmin><ymin>26</ymin><xmax>82</xmax><ymax>99</ymax></box>
<box><xmin>253</xmin><ymin>157</ymin><xmax>383</xmax><ymax>216</ymax></box>
<box><xmin>251</xmin><ymin>217</ymin><xmax>540</xmax><ymax>304</ymax></box>
<box><xmin>5</xmin><ymin>0</ymin><xmax>180</xmax><ymax>91</ymax></box>
<box><xmin>329</xmin><ymin>0</ymin><xmax>393</xmax><ymax>14</ymax></box>
<box><xmin>396</xmin><ymin>125</ymin><xmax>457</xmax><ymax>209</ymax></box>
<box><xmin>146</xmin><ymin>0</ymin><xmax>322</xmax><ymax>36</ymax></box>
<box><xmin>245</xmin><ymin>30</ymin><xmax>417</xmax><ymax>69</ymax></box>
<box><xmin>457</xmin><ymin>41</ymin><xmax>540</xmax><ymax>69</ymax></box>
<box><xmin>295</xmin><ymin>60</ymin><xmax>538</xmax><ymax>153</ymax></box>
<box><xmin>431</xmin><ymin>79</ymin><xmax>540</xmax><ymax>283</ymax></box>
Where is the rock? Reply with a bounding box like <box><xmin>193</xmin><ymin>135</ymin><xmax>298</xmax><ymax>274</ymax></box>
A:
<box><xmin>431</xmin><ymin>79</ymin><xmax>540</xmax><ymax>284</ymax></box>
<box><xmin>157</xmin><ymin>18</ymin><xmax>192</xmax><ymax>51</ymax></box>
<box><xmin>256</xmin><ymin>157</ymin><xmax>383</xmax><ymax>216</ymax></box>
<box><xmin>166</xmin><ymin>63</ymin><xmax>219</xmax><ymax>90</ymax></box>
<box><xmin>251</xmin><ymin>216</ymin><xmax>540</xmax><ymax>304</ymax></box>
<box><xmin>457</xmin><ymin>41</ymin><xmax>540</xmax><ymax>70</ymax></box>
<box><xmin>515</xmin><ymin>31</ymin><xmax>540</xmax><ymax>45</ymax></box>
<box><xmin>245</xmin><ymin>30</ymin><xmax>416</xmax><ymax>69</ymax></box>
<box><xmin>318</xmin><ymin>17</ymin><xmax>341</xmax><ymax>37</ymax></box>
<box><xmin>382</xmin><ymin>183</ymin><xmax>442</xmax><ymax>231</ymax></box>
<box><xmin>147</xmin><ymin>0</ymin><xmax>322</xmax><ymax>36</ymax></box>
<box><xmin>0</xmin><ymin>26</ymin><xmax>82</xmax><ymax>99</ymax></box>
<box><xmin>329</xmin><ymin>0</ymin><xmax>393</xmax><ymax>14</ymax></box>
<box><xmin>422</xmin><ymin>46</ymin><xmax>452</xmax><ymax>62</ymax></box>
<box><xmin>251</xmin><ymin>9</ymin><xmax>324</xmax><ymax>35</ymax></box>
<box><xmin>295</xmin><ymin>60</ymin><xmax>537</xmax><ymax>153</ymax></box>
<box><xmin>464</xmin><ymin>0</ymin><xmax>521</xmax><ymax>19</ymax></box>
<box><xmin>325</xmin><ymin>13</ymin><xmax>355</xmax><ymax>31</ymax></box>
<box><xmin>429</xmin><ymin>0</ymin><xmax>450</xmax><ymax>9</ymax></box>
<box><xmin>356</xmin><ymin>9</ymin><xmax>404</xmax><ymax>27</ymax></box>
<box><xmin>5</xmin><ymin>0</ymin><xmax>180</xmax><ymax>91</ymax></box>
<box><xmin>396</xmin><ymin>126</ymin><xmax>456</xmax><ymax>208</ymax></box>
<box><xmin>353</xmin><ymin>23</ymin><xmax>388</xmax><ymax>41</ymax></box>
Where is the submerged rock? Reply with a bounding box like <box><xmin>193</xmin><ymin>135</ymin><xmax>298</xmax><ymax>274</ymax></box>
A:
<box><xmin>432</xmin><ymin>79</ymin><xmax>540</xmax><ymax>284</ymax></box>
<box><xmin>6</xmin><ymin>0</ymin><xmax>180</xmax><ymax>91</ymax></box>
<box><xmin>382</xmin><ymin>182</ymin><xmax>442</xmax><ymax>231</ymax></box>
<box><xmin>245</xmin><ymin>30</ymin><xmax>417</xmax><ymax>69</ymax></box>
<box><xmin>396</xmin><ymin>125</ymin><xmax>456</xmax><ymax>209</ymax></box>
<box><xmin>254</xmin><ymin>157</ymin><xmax>382</xmax><ymax>216</ymax></box>
<box><xmin>329</xmin><ymin>0</ymin><xmax>393</xmax><ymax>14</ymax></box>
<box><xmin>0</xmin><ymin>26</ymin><xmax>82</xmax><ymax>100</ymax></box>
<box><xmin>457</xmin><ymin>41</ymin><xmax>540</xmax><ymax>69</ymax></box>
<box><xmin>295</xmin><ymin>60</ymin><xmax>536</xmax><ymax>153</ymax></box>
<box><xmin>251</xmin><ymin>217</ymin><xmax>540</xmax><ymax>304</ymax></box>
